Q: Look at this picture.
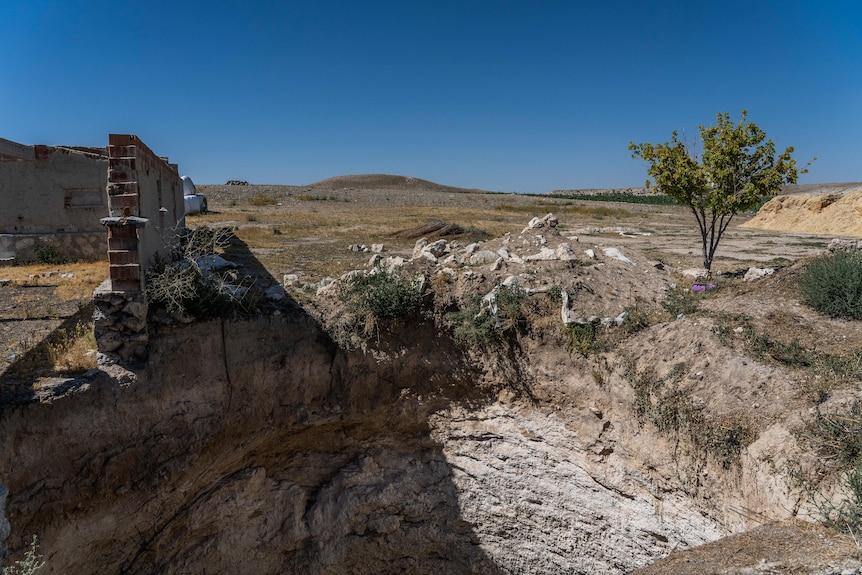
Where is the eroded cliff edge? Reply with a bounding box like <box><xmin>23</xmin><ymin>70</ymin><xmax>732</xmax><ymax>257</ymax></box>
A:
<box><xmin>3</xmin><ymin>233</ymin><xmax>859</xmax><ymax>573</ymax></box>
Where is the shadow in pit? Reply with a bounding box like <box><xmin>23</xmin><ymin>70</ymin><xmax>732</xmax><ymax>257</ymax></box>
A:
<box><xmin>0</xmin><ymin>300</ymin><xmax>94</xmax><ymax>409</ymax></box>
<box><xmin>2</xmin><ymin>232</ymin><xmax>506</xmax><ymax>574</ymax></box>
<box><xmin>118</xmin><ymin>301</ymin><xmax>505</xmax><ymax>574</ymax></box>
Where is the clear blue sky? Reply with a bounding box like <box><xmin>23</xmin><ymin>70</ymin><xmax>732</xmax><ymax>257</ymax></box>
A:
<box><xmin>2</xmin><ymin>1</ymin><xmax>859</xmax><ymax>193</ymax></box>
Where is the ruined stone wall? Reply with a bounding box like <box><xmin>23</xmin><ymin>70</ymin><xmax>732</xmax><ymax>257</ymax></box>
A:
<box><xmin>92</xmin><ymin>281</ymin><xmax>149</xmax><ymax>364</ymax></box>
<box><xmin>0</xmin><ymin>144</ymin><xmax>108</xmax><ymax>262</ymax></box>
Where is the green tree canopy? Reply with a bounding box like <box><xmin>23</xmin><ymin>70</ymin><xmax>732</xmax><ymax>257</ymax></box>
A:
<box><xmin>630</xmin><ymin>111</ymin><xmax>803</xmax><ymax>272</ymax></box>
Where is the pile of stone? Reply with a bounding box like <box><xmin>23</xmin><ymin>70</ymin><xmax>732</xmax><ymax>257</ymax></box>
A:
<box><xmin>93</xmin><ymin>280</ymin><xmax>148</xmax><ymax>364</ymax></box>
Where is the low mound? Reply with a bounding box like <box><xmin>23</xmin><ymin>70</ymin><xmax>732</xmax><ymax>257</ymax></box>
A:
<box><xmin>308</xmin><ymin>174</ymin><xmax>483</xmax><ymax>193</ymax></box>
<box><xmin>741</xmin><ymin>187</ymin><xmax>862</xmax><ymax>237</ymax></box>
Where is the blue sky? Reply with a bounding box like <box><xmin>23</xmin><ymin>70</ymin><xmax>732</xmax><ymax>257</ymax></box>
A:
<box><xmin>2</xmin><ymin>1</ymin><xmax>860</xmax><ymax>193</ymax></box>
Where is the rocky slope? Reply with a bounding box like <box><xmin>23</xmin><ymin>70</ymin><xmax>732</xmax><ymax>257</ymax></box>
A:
<box><xmin>2</xmin><ymin>214</ymin><xmax>860</xmax><ymax>574</ymax></box>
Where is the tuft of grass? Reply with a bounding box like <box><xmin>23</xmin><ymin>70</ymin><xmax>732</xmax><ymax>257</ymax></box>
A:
<box><xmin>629</xmin><ymin>362</ymin><xmax>755</xmax><ymax>469</ymax></box>
<box><xmin>249</xmin><ymin>192</ymin><xmax>278</xmax><ymax>206</ymax></box>
<box><xmin>799</xmin><ymin>251</ymin><xmax>862</xmax><ymax>320</ymax></box>
<box><xmin>566</xmin><ymin>322</ymin><xmax>600</xmax><ymax>356</ymax></box>
<box><xmin>48</xmin><ymin>320</ymin><xmax>97</xmax><ymax>375</ymax></box>
<box><xmin>661</xmin><ymin>284</ymin><xmax>700</xmax><ymax>317</ymax></box>
<box><xmin>796</xmin><ymin>401</ymin><xmax>862</xmax><ymax>538</ymax></box>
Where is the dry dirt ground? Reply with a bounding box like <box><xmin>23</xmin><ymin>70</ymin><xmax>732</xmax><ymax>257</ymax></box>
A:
<box><xmin>2</xmin><ymin>175</ymin><xmax>862</xmax><ymax>572</ymax></box>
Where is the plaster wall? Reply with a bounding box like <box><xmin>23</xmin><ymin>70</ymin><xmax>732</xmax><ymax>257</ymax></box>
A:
<box><xmin>0</xmin><ymin>144</ymin><xmax>108</xmax><ymax>261</ymax></box>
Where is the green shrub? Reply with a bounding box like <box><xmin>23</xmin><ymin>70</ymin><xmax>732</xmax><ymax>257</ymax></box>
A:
<box><xmin>33</xmin><ymin>241</ymin><xmax>59</xmax><ymax>264</ymax></box>
<box><xmin>566</xmin><ymin>322</ymin><xmax>599</xmax><ymax>356</ymax></box>
<box><xmin>338</xmin><ymin>269</ymin><xmax>422</xmax><ymax>335</ymax></box>
<box><xmin>799</xmin><ymin>251</ymin><xmax>862</xmax><ymax>320</ymax></box>
<box><xmin>447</xmin><ymin>303</ymin><xmax>498</xmax><ymax>347</ymax></box>
<box><xmin>445</xmin><ymin>285</ymin><xmax>528</xmax><ymax>348</ymax></box>
<box><xmin>621</xmin><ymin>297</ymin><xmax>654</xmax><ymax>335</ymax></box>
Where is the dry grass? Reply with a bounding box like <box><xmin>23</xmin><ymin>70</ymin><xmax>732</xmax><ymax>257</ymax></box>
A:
<box><xmin>47</xmin><ymin>320</ymin><xmax>97</xmax><ymax>375</ymax></box>
<box><xmin>1</xmin><ymin>261</ymin><xmax>108</xmax><ymax>300</ymax></box>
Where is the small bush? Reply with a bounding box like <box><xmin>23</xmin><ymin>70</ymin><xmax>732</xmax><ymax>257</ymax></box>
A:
<box><xmin>146</xmin><ymin>226</ymin><xmax>259</xmax><ymax>319</ymax></box>
<box><xmin>799</xmin><ymin>251</ymin><xmax>862</xmax><ymax>320</ymax></box>
<box><xmin>33</xmin><ymin>241</ymin><xmax>59</xmax><ymax>264</ymax></box>
<box><xmin>338</xmin><ymin>269</ymin><xmax>422</xmax><ymax>336</ymax></box>
<box><xmin>818</xmin><ymin>462</ymin><xmax>862</xmax><ymax>538</ymax></box>
<box><xmin>808</xmin><ymin>401</ymin><xmax>862</xmax><ymax>470</ymax></box>
<box><xmin>445</xmin><ymin>285</ymin><xmax>528</xmax><ymax>348</ymax></box>
<box><xmin>448</xmin><ymin>303</ymin><xmax>498</xmax><ymax>347</ymax></box>
<box><xmin>621</xmin><ymin>297</ymin><xmax>654</xmax><ymax>335</ymax></box>
<box><xmin>566</xmin><ymin>322</ymin><xmax>599</xmax><ymax>356</ymax></box>
<box><xmin>798</xmin><ymin>401</ymin><xmax>862</xmax><ymax>537</ymax></box>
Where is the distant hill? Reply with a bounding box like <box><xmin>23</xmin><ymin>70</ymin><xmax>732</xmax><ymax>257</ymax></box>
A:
<box><xmin>307</xmin><ymin>174</ymin><xmax>490</xmax><ymax>194</ymax></box>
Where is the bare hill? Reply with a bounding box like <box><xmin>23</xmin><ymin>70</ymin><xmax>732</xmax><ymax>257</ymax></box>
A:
<box><xmin>307</xmin><ymin>173</ymin><xmax>488</xmax><ymax>194</ymax></box>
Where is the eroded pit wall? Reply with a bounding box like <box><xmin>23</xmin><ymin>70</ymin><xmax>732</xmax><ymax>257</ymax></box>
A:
<box><xmin>0</xmin><ymin>309</ymin><xmax>731</xmax><ymax>575</ymax></box>
<box><xmin>0</xmin><ymin>138</ymin><xmax>108</xmax><ymax>262</ymax></box>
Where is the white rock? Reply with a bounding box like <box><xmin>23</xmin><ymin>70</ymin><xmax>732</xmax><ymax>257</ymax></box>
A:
<box><xmin>283</xmin><ymin>273</ymin><xmax>300</xmax><ymax>286</ymax></box>
<box><xmin>385</xmin><ymin>256</ymin><xmax>405</xmax><ymax>269</ymax></box>
<box><xmin>370</xmin><ymin>243</ymin><xmax>385</xmax><ymax>253</ymax></box>
<box><xmin>584</xmin><ymin>249</ymin><xmax>596</xmax><ymax>260</ymax></box>
<box><xmin>556</xmin><ymin>243</ymin><xmax>577</xmax><ymax>261</ymax></box>
<box><xmin>412</xmin><ymin>238</ymin><xmax>429</xmax><ymax>258</ymax></box>
<box><xmin>744</xmin><ymin>267</ymin><xmax>775</xmax><ymax>282</ymax></box>
<box><xmin>491</xmin><ymin>257</ymin><xmax>503</xmax><ymax>271</ymax></box>
<box><xmin>469</xmin><ymin>250</ymin><xmax>499</xmax><ymax>266</ymax></box>
<box><xmin>602</xmin><ymin>248</ymin><xmax>636</xmax><ymax>265</ymax></box>
<box><xmin>522</xmin><ymin>217</ymin><xmax>544</xmax><ymax>233</ymax></box>
<box><xmin>525</xmin><ymin>247</ymin><xmax>558</xmax><ymax>261</ymax></box>
<box><xmin>424</xmin><ymin>239</ymin><xmax>449</xmax><ymax>257</ymax></box>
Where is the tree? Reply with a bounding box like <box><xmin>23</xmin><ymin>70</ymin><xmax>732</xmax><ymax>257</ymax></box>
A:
<box><xmin>629</xmin><ymin>111</ymin><xmax>804</xmax><ymax>272</ymax></box>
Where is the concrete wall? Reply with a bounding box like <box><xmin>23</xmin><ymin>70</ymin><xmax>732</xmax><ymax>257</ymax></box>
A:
<box><xmin>0</xmin><ymin>138</ymin><xmax>108</xmax><ymax>261</ymax></box>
